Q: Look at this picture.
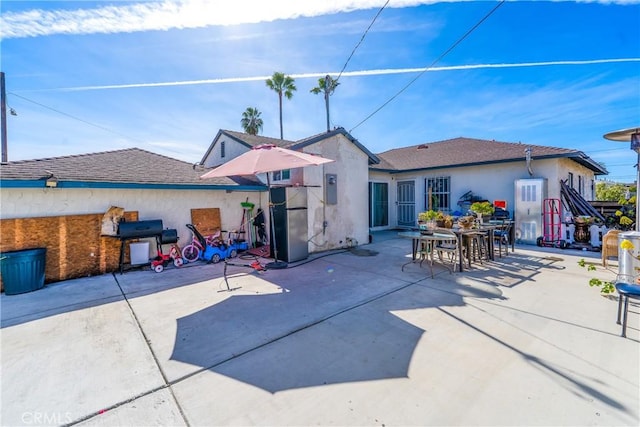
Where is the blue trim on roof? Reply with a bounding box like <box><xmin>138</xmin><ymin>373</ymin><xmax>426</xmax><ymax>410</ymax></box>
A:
<box><xmin>0</xmin><ymin>180</ymin><xmax>266</xmax><ymax>191</ymax></box>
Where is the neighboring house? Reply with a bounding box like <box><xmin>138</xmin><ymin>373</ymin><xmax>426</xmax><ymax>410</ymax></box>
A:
<box><xmin>368</xmin><ymin>137</ymin><xmax>607</xmax><ymax>243</ymax></box>
<box><xmin>199</xmin><ymin>128</ymin><xmax>379</xmax><ymax>252</ymax></box>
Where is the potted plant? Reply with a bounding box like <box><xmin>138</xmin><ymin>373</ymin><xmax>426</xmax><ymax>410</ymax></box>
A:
<box><xmin>435</xmin><ymin>211</ymin><xmax>454</xmax><ymax>228</ymax></box>
<box><xmin>457</xmin><ymin>216</ymin><xmax>475</xmax><ymax>229</ymax></box>
<box><xmin>470</xmin><ymin>201</ymin><xmax>495</xmax><ymax>223</ymax></box>
<box><xmin>573</xmin><ymin>215</ymin><xmax>596</xmax><ymax>243</ymax></box>
<box><xmin>418</xmin><ymin>210</ymin><xmax>438</xmax><ymax>234</ymax></box>
<box><xmin>418</xmin><ymin>210</ymin><xmax>439</xmax><ymax>223</ymax></box>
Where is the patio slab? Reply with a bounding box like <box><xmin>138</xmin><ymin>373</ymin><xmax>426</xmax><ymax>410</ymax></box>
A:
<box><xmin>1</xmin><ymin>232</ymin><xmax>638</xmax><ymax>426</ymax></box>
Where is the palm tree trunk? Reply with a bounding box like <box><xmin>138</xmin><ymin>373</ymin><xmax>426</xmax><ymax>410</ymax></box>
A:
<box><xmin>278</xmin><ymin>92</ymin><xmax>283</xmax><ymax>139</ymax></box>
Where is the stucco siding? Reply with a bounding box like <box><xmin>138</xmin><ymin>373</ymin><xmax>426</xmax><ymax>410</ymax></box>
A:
<box><xmin>303</xmin><ymin>134</ymin><xmax>370</xmax><ymax>250</ymax></box>
<box><xmin>1</xmin><ymin>187</ymin><xmax>267</xmax><ymax>258</ymax></box>
<box><xmin>555</xmin><ymin>157</ymin><xmax>596</xmax><ymax>200</ymax></box>
<box><xmin>202</xmin><ymin>134</ymin><xmax>250</xmax><ymax>168</ymax></box>
<box><xmin>377</xmin><ymin>157</ymin><xmax>597</xmax><ymax>228</ymax></box>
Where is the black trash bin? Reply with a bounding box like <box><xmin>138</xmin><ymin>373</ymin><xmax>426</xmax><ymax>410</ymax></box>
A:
<box><xmin>0</xmin><ymin>248</ymin><xmax>47</xmax><ymax>295</ymax></box>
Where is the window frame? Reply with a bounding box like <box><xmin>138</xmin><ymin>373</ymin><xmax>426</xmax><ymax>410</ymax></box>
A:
<box><xmin>272</xmin><ymin>169</ymin><xmax>291</xmax><ymax>182</ymax></box>
<box><xmin>425</xmin><ymin>176</ymin><xmax>451</xmax><ymax>212</ymax></box>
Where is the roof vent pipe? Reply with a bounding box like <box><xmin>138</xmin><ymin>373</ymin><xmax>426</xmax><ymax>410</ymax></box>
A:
<box><xmin>525</xmin><ymin>147</ymin><xmax>533</xmax><ymax>176</ymax></box>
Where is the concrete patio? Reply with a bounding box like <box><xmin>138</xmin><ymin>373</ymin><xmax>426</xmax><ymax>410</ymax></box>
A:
<box><xmin>1</xmin><ymin>231</ymin><xmax>638</xmax><ymax>426</ymax></box>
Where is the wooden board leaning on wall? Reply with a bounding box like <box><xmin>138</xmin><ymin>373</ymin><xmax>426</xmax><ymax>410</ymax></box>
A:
<box><xmin>190</xmin><ymin>208</ymin><xmax>222</xmax><ymax>237</ymax></box>
<box><xmin>0</xmin><ymin>211</ymin><xmax>138</xmax><ymax>288</ymax></box>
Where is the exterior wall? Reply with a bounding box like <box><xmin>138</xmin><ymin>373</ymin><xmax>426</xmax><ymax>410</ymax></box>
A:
<box><xmin>302</xmin><ymin>134</ymin><xmax>370</xmax><ymax>250</ymax></box>
<box><xmin>194</xmin><ymin>132</ymin><xmax>371</xmax><ymax>252</ymax></box>
<box><xmin>555</xmin><ymin>157</ymin><xmax>596</xmax><ymax>201</ymax></box>
<box><xmin>373</xmin><ymin>157</ymin><xmax>597</xmax><ymax>229</ymax></box>
<box><xmin>201</xmin><ymin>134</ymin><xmax>250</xmax><ymax>168</ymax></box>
<box><xmin>0</xmin><ymin>187</ymin><xmax>266</xmax><ymax>258</ymax></box>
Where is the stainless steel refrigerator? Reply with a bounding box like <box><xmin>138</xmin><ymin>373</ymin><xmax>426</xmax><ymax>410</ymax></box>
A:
<box><xmin>269</xmin><ymin>186</ymin><xmax>309</xmax><ymax>262</ymax></box>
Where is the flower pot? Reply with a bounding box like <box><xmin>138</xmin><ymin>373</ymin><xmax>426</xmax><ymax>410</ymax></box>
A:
<box><xmin>575</xmin><ymin>223</ymin><xmax>590</xmax><ymax>243</ymax></box>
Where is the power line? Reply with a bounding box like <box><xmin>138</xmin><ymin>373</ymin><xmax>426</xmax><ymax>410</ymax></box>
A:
<box><xmin>349</xmin><ymin>1</ymin><xmax>505</xmax><ymax>133</ymax></box>
<box><xmin>335</xmin><ymin>0</ymin><xmax>389</xmax><ymax>83</ymax></box>
<box><xmin>8</xmin><ymin>91</ymin><xmax>146</xmax><ymax>144</ymax></box>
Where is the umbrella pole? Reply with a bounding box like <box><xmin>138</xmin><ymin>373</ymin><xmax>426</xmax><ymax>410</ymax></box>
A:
<box><xmin>265</xmin><ymin>175</ymin><xmax>288</xmax><ymax>269</ymax></box>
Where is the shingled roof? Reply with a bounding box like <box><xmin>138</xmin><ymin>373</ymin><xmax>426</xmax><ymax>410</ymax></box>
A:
<box><xmin>371</xmin><ymin>137</ymin><xmax>607</xmax><ymax>175</ymax></box>
<box><xmin>219</xmin><ymin>130</ymin><xmax>290</xmax><ymax>149</ymax></box>
<box><xmin>0</xmin><ymin>148</ymin><xmax>262</xmax><ymax>189</ymax></box>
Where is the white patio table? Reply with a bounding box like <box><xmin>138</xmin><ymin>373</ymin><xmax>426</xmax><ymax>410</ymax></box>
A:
<box><xmin>398</xmin><ymin>231</ymin><xmax>459</xmax><ymax>277</ymax></box>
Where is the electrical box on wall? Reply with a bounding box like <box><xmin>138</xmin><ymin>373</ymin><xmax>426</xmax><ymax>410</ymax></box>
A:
<box><xmin>326</xmin><ymin>174</ymin><xmax>337</xmax><ymax>205</ymax></box>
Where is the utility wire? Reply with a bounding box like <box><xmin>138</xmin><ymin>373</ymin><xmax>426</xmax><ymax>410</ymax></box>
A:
<box><xmin>335</xmin><ymin>0</ymin><xmax>389</xmax><ymax>83</ymax></box>
<box><xmin>8</xmin><ymin>91</ymin><xmax>146</xmax><ymax>143</ymax></box>
<box><xmin>349</xmin><ymin>1</ymin><xmax>505</xmax><ymax>133</ymax></box>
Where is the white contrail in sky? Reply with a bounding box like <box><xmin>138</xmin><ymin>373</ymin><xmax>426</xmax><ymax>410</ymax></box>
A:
<box><xmin>1</xmin><ymin>0</ymin><xmax>637</xmax><ymax>38</ymax></box>
<box><xmin>38</xmin><ymin>58</ymin><xmax>640</xmax><ymax>92</ymax></box>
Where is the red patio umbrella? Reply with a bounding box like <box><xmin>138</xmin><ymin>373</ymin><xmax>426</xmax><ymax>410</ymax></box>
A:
<box><xmin>200</xmin><ymin>144</ymin><xmax>334</xmax><ymax>268</ymax></box>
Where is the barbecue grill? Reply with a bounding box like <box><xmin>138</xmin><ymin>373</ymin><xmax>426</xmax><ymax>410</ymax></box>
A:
<box><xmin>111</xmin><ymin>219</ymin><xmax>176</xmax><ymax>274</ymax></box>
<box><xmin>118</xmin><ymin>220</ymin><xmax>163</xmax><ymax>239</ymax></box>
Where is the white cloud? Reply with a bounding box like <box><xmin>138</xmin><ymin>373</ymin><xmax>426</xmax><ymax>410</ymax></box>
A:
<box><xmin>3</xmin><ymin>0</ymin><xmax>636</xmax><ymax>39</ymax></box>
<box><xmin>0</xmin><ymin>0</ymin><xmax>427</xmax><ymax>38</ymax></box>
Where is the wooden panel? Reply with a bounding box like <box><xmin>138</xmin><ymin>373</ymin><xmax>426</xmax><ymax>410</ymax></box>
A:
<box><xmin>0</xmin><ymin>211</ymin><xmax>138</xmax><ymax>290</ymax></box>
<box><xmin>190</xmin><ymin>208</ymin><xmax>221</xmax><ymax>237</ymax></box>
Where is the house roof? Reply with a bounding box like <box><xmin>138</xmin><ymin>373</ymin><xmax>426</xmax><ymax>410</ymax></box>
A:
<box><xmin>199</xmin><ymin>130</ymin><xmax>295</xmax><ymax>165</ymax></box>
<box><xmin>200</xmin><ymin>128</ymin><xmax>380</xmax><ymax>166</ymax></box>
<box><xmin>0</xmin><ymin>148</ymin><xmax>263</xmax><ymax>190</ymax></box>
<box><xmin>371</xmin><ymin>137</ymin><xmax>608</xmax><ymax>175</ymax></box>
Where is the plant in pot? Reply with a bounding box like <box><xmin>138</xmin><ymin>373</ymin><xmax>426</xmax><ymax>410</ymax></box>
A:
<box><xmin>470</xmin><ymin>201</ymin><xmax>495</xmax><ymax>222</ymax></box>
<box><xmin>457</xmin><ymin>216</ymin><xmax>475</xmax><ymax>229</ymax></box>
<box><xmin>418</xmin><ymin>210</ymin><xmax>438</xmax><ymax>234</ymax></box>
<box><xmin>436</xmin><ymin>211</ymin><xmax>454</xmax><ymax>228</ymax></box>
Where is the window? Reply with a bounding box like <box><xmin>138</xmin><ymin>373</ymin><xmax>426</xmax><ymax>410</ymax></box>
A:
<box><xmin>272</xmin><ymin>169</ymin><xmax>290</xmax><ymax>181</ymax></box>
<box><xmin>578</xmin><ymin>176</ymin><xmax>584</xmax><ymax>196</ymax></box>
<box><xmin>221</xmin><ymin>141</ymin><xmax>225</xmax><ymax>158</ymax></box>
<box><xmin>425</xmin><ymin>177</ymin><xmax>450</xmax><ymax>211</ymax></box>
<box><xmin>568</xmin><ymin>172</ymin><xmax>574</xmax><ymax>188</ymax></box>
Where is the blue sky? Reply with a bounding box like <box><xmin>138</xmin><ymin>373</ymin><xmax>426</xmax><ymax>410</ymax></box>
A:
<box><xmin>1</xmin><ymin>0</ymin><xmax>639</xmax><ymax>182</ymax></box>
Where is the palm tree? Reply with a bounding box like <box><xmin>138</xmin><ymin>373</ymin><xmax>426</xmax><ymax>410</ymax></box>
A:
<box><xmin>310</xmin><ymin>75</ymin><xmax>340</xmax><ymax>132</ymax></box>
<box><xmin>265</xmin><ymin>71</ymin><xmax>296</xmax><ymax>139</ymax></box>
<box><xmin>240</xmin><ymin>107</ymin><xmax>263</xmax><ymax>135</ymax></box>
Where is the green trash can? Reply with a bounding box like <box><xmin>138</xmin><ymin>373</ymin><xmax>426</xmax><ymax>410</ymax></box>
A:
<box><xmin>0</xmin><ymin>248</ymin><xmax>47</xmax><ymax>295</ymax></box>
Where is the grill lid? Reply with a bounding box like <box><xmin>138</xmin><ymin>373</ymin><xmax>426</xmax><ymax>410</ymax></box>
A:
<box><xmin>117</xmin><ymin>220</ymin><xmax>163</xmax><ymax>239</ymax></box>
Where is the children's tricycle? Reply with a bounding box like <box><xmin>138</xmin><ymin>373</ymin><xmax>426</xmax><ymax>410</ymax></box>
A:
<box><xmin>151</xmin><ymin>244</ymin><xmax>184</xmax><ymax>273</ymax></box>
